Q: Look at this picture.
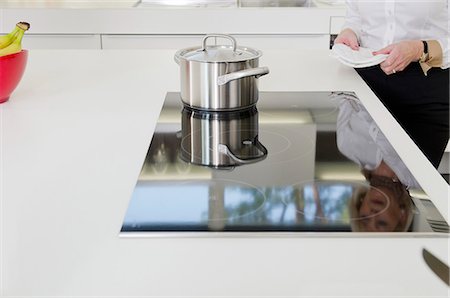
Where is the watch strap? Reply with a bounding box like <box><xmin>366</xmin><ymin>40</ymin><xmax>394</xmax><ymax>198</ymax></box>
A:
<box><xmin>420</xmin><ymin>40</ymin><xmax>429</xmax><ymax>63</ymax></box>
<box><xmin>422</xmin><ymin>40</ymin><xmax>429</xmax><ymax>54</ymax></box>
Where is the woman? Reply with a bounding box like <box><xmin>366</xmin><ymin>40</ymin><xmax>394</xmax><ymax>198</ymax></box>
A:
<box><xmin>334</xmin><ymin>1</ymin><xmax>449</xmax><ymax>168</ymax></box>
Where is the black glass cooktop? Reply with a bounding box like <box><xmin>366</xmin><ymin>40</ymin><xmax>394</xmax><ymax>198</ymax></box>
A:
<box><xmin>121</xmin><ymin>92</ymin><xmax>448</xmax><ymax>234</ymax></box>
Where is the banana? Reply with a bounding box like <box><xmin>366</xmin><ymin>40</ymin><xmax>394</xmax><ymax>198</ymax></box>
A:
<box><xmin>0</xmin><ymin>22</ymin><xmax>30</xmax><ymax>57</ymax></box>
<box><xmin>0</xmin><ymin>30</ymin><xmax>25</xmax><ymax>57</ymax></box>
<box><xmin>0</xmin><ymin>26</ymin><xmax>20</xmax><ymax>49</ymax></box>
<box><xmin>17</xmin><ymin>22</ymin><xmax>31</xmax><ymax>32</ymax></box>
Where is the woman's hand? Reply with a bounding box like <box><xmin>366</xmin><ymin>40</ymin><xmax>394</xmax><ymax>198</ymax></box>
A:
<box><xmin>374</xmin><ymin>40</ymin><xmax>423</xmax><ymax>75</ymax></box>
<box><xmin>334</xmin><ymin>28</ymin><xmax>359</xmax><ymax>50</ymax></box>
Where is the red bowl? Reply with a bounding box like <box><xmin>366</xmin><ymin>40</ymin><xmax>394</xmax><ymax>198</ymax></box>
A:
<box><xmin>0</xmin><ymin>50</ymin><xmax>28</xmax><ymax>104</ymax></box>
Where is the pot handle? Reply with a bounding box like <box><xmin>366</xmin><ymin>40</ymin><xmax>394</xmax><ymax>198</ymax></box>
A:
<box><xmin>201</xmin><ymin>34</ymin><xmax>237</xmax><ymax>52</ymax></box>
<box><xmin>218</xmin><ymin>136</ymin><xmax>268</xmax><ymax>165</ymax></box>
<box><xmin>217</xmin><ymin>67</ymin><xmax>269</xmax><ymax>86</ymax></box>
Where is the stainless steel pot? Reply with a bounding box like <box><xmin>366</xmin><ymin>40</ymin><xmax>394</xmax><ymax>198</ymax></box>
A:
<box><xmin>180</xmin><ymin>106</ymin><xmax>268</xmax><ymax>168</ymax></box>
<box><xmin>174</xmin><ymin>34</ymin><xmax>269</xmax><ymax>111</ymax></box>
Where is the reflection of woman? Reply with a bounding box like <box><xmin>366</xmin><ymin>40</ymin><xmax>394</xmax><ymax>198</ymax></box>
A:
<box><xmin>334</xmin><ymin>94</ymin><xmax>415</xmax><ymax>232</ymax></box>
<box><xmin>335</xmin><ymin>93</ymin><xmax>420</xmax><ymax>189</ymax></box>
<box><xmin>350</xmin><ymin>172</ymin><xmax>413</xmax><ymax>232</ymax></box>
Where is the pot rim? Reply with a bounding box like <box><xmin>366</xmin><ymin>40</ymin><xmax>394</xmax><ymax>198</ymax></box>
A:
<box><xmin>175</xmin><ymin>45</ymin><xmax>262</xmax><ymax>63</ymax></box>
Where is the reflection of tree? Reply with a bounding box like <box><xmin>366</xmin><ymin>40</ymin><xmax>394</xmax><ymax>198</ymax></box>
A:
<box><xmin>218</xmin><ymin>183</ymin><xmax>353</xmax><ymax>225</ymax></box>
<box><xmin>312</xmin><ymin>184</ymin><xmax>352</xmax><ymax>222</ymax></box>
<box><xmin>225</xmin><ymin>187</ymin><xmax>294</xmax><ymax>224</ymax></box>
<box><xmin>312</xmin><ymin>185</ymin><xmax>325</xmax><ymax>222</ymax></box>
<box><xmin>293</xmin><ymin>187</ymin><xmax>305</xmax><ymax>223</ymax></box>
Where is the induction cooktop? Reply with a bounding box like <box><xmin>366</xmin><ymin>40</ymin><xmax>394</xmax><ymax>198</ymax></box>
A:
<box><xmin>121</xmin><ymin>92</ymin><xmax>449</xmax><ymax>236</ymax></box>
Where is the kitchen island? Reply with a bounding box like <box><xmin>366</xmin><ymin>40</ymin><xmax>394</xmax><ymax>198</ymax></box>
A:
<box><xmin>1</xmin><ymin>49</ymin><xmax>449</xmax><ymax>296</ymax></box>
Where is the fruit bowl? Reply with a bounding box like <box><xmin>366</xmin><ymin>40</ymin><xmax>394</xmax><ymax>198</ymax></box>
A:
<box><xmin>0</xmin><ymin>49</ymin><xmax>28</xmax><ymax>103</ymax></box>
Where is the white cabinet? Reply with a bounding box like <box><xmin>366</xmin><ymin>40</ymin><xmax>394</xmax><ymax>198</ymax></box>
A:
<box><xmin>21</xmin><ymin>34</ymin><xmax>101</xmax><ymax>49</ymax></box>
<box><xmin>2</xmin><ymin>6</ymin><xmax>344</xmax><ymax>50</ymax></box>
<box><xmin>101</xmin><ymin>35</ymin><xmax>203</xmax><ymax>50</ymax></box>
<box><xmin>234</xmin><ymin>34</ymin><xmax>329</xmax><ymax>50</ymax></box>
<box><xmin>101</xmin><ymin>34</ymin><xmax>330</xmax><ymax>50</ymax></box>
<box><xmin>18</xmin><ymin>33</ymin><xmax>329</xmax><ymax>51</ymax></box>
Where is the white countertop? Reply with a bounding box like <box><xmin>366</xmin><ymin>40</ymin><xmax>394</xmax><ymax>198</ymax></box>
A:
<box><xmin>0</xmin><ymin>0</ymin><xmax>138</xmax><ymax>9</ymax></box>
<box><xmin>0</xmin><ymin>0</ymin><xmax>344</xmax><ymax>9</ymax></box>
<box><xmin>1</xmin><ymin>49</ymin><xmax>449</xmax><ymax>296</ymax></box>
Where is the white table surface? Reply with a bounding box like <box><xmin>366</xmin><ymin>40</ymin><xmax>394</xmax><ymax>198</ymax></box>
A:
<box><xmin>0</xmin><ymin>0</ymin><xmax>138</xmax><ymax>9</ymax></box>
<box><xmin>1</xmin><ymin>49</ymin><xmax>449</xmax><ymax>297</ymax></box>
<box><xmin>0</xmin><ymin>0</ymin><xmax>342</xmax><ymax>9</ymax></box>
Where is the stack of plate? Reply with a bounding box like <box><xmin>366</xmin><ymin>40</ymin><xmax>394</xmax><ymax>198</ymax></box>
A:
<box><xmin>314</xmin><ymin>0</ymin><xmax>345</xmax><ymax>5</ymax></box>
<box><xmin>139</xmin><ymin>0</ymin><xmax>237</xmax><ymax>7</ymax></box>
<box><xmin>331</xmin><ymin>44</ymin><xmax>388</xmax><ymax>68</ymax></box>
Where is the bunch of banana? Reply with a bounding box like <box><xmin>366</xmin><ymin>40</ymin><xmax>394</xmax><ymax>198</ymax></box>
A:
<box><xmin>0</xmin><ymin>22</ymin><xmax>30</xmax><ymax>57</ymax></box>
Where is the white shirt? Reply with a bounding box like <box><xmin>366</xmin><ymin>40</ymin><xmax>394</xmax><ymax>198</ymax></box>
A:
<box><xmin>335</xmin><ymin>94</ymin><xmax>421</xmax><ymax>189</ymax></box>
<box><xmin>343</xmin><ymin>0</ymin><xmax>449</xmax><ymax>69</ymax></box>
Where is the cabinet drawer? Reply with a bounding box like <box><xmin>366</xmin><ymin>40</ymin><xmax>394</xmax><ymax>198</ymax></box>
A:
<box><xmin>233</xmin><ymin>34</ymin><xmax>329</xmax><ymax>50</ymax></box>
<box><xmin>22</xmin><ymin>34</ymin><xmax>101</xmax><ymax>49</ymax></box>
<box><xmin>101</xmin><ymin>34</ymin><xmax>329</xmax><ymax>50</ymax></box>
<box><xmin>101</xmin><ymin>35</ymin><xmax>203</xmax><ymax>50</ymax></box>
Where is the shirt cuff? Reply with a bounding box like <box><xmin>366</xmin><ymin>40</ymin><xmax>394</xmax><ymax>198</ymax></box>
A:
<box><xmin>420</xmin><ymin>40</ymin><xmax>443</xmax><ymax>75</ymax></box>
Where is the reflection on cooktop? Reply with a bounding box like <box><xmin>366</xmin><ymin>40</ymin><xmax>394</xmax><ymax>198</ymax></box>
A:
<box><xmin>122</xmin><ymin>180</ymin><xmax>415</xmax><ymax>232</ymax></box>
<box><xmin>121</xmin><ymin>92</ymin><xmax>449</xmax><ymax>235</ymax></box>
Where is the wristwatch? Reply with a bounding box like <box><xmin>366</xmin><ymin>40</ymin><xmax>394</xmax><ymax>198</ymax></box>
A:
<box><xmin>419</xmin><ymin>40</ymin><xmax>429</xmax><ymax>63</ymax></box>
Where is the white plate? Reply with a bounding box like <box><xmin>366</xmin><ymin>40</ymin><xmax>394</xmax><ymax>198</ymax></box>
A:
<box><xmin>332</xmin><ymin>44</ymin><xmax>388</xmax><ymax>65</ymax></box>
<box><xmin>334</xmin><ymin>55</ymin><xmax>385</xmax><ymax>69</ymax></box>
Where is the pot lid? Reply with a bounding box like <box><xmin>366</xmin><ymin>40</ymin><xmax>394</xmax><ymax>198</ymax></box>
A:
<box><xmin>177</xmin><ymin>34</ymin><xmax>262</xmax><ymax>63</ymax></box>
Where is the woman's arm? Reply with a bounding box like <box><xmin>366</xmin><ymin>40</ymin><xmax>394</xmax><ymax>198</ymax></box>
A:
<box><xmin>373</xmin><ymin>40</ymin><xmax>444</xmax><ymax>75</ymax></box>
<box><xmin>334</xmin><ymin>1</ymin><xmax>361</xmax><ymax>50</ymax></box>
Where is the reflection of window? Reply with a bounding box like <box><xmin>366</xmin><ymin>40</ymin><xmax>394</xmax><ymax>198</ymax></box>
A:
<box><xmin>223</xmin><ymin>186</ymin><xmax>269</xmax><ymax>223</ymax></box>
<box><xmin>222</xmin><ymin>184</ymin><xmax>354</xmax><ymax>225</ymax></box>
<box><xmin>122</xmin><ymin>182</ymin><xmax>354</xmax><ymax>229</ymax></box>
<box><xmin>123</xmin><ymin>184</ymin><xmax>209</xmax><ymax>225</ymax></box>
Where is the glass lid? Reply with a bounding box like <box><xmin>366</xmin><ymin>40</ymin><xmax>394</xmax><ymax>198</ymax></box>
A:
<box><xmin>177</xmin><ymin>34</ymin><xmax>262</xmax><ymax>63</ymax></box>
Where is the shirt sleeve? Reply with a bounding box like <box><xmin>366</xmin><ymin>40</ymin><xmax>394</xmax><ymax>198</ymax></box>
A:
<box><xmin>342</xmin><ymin>0</ymin><xmax>362</xmax><ymax>40</ymax></box>
<box><xmin>442</xmin><ymin>2</ymin><xmax>449</xmax><ymax>67</ymax></box>
<box><xmin>420</xmin><ymin>40</ymin><xmax>445</xmax><ymax>75</ymax></box>
<box><xmin>335</xmin><ymin>98</ymin><xmax>381</xmax><ymax>171</ymax></box>
<box><xmin>437</xmin><ymin>34</ymin><xmax>449</xmax><ymax>69</ymax></box>
<box><xmin>376</xmin><ymin>131</ymin><xmax>422</xmax><ymax>190</ymax></box>
<box><xmin>335</xmin><ymin>97</ymin><xmax>420</xmax><ymax>188</ymax></box>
